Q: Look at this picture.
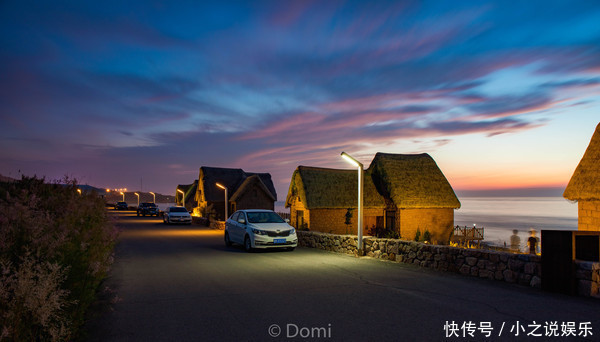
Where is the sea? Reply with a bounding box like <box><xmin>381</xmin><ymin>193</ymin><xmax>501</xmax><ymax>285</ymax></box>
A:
<box><xmin>275</xmin><ymin>197</ymin><xmax>578</xmax><ymax>252</ymax></box>
<box><xmin>454</xmin><ymin>197</ymin><xmax>577</xmax><ymax>251</ymax></box>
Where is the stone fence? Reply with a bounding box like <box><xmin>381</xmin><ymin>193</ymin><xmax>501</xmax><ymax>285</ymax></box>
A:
<box><xmin>298</xmin><ymin>231</ymin><xmax>600</xmax><ymax>298</ymax></box>
<box><xmin>192</xmin><ymin>217</ymin><xmax>225</xmax><ymax>230</ymax></box>
<box><xmin>209</xmin><ymin>220</ymin><xmax>225</xmax><ymax>230</ymax></box>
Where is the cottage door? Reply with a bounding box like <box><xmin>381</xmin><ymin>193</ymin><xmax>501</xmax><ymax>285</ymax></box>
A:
<box><xmin>297</xmin><ymin>210</ymin><xmax>304</xmax><ymax>230</ymax></box>
<box><xmin>385</xmin><ymin>211</ymin><xmax>396</xmax><ymax>232</ymax></box>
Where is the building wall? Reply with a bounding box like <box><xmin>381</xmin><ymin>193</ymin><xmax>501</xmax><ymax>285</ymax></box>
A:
<box><xmin>289</xmin><ymin>197</ymin><xmax>308</xmax><ymax>229</ymax></box>
<box><xmin>579</xmin><ymin>200</ymin><xmax>600</xmax><ymax>231</ymax></box>
<box><xmin>398</xmin><ymin>208</ymin><xmax>454</xmax><ymax>244</ymax></box>
<box><xmin>235</xmin><ymin>187</ymin><xmax>275</xmax><ymax>212</ymax></box>
<box><xmin>309</xmin><ymin>208</ymin><xmax>384</xmax><ymax>235</ymax></box>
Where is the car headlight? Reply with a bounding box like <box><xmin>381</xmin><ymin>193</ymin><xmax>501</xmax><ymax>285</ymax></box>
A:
<box><xmin>289</xmin><ymin>228</ymin><xmax>296</xmax><ymax>235</ymax></box>
<box><xmin>251</xmin><ymin>228</ymin><xmax>268</xmax><ymax>235</ymax></box>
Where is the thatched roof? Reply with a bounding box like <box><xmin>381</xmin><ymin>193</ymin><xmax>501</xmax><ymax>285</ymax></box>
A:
<box><xmin>176</xmin><ymin>181</ymin><xmax>198</xmax><ymax>204</ymax></box>
<box><xmin>368</xmin><ymin>153</ymin><xmax>460</xmax><ymax>209</ymax></box>
<box><xmin>197</xmin><ymin>167</ymin><xmax>277</xmax><ymax>202</ymax></box>
<box><xmin>564</xmin><ymin>123</ymin><xmax>600</xmax><ymax>201</ymax></box>
<box><xmin>285</xmin><ymin>153</ymin><xmax>460</xmax><ymax>210</ymax></box>
<box><xmin>285</xmin><ymin>166</ymin><xmax>386</xmax><ymax>209</ymax></box>
<box><xmin>230</xmin><ymin>175</ymin><xmax>276</xmax><ymax>202</ymax></box>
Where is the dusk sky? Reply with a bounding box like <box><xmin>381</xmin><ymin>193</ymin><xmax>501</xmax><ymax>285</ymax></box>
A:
<box><xmin>1</xmin><ymin>1</ymin><xmax>599</xmax><ymax>199</ymax></box>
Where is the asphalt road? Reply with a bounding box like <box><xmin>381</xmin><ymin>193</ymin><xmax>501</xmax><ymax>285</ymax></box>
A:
<box><xmin>85</xmin><ymin>211</ymin><xmax>600</xmax><ymax>341</ymax></box>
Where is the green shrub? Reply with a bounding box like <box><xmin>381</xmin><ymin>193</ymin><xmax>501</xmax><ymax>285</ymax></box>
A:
<box><xmin>0</xmin><ymin>176</ymin><xmax>117</xmax><ymax>341</ymax></box>
<box><xmin>414</xmin><ymin>228</ymin><xmax>421</xmax><ymax>242</ymax></box>
<box><xmin>423</xmin><ymin>230</ymin><xmax>431</xmax><ymax>242</ymax></box>
<box><xmin>383</xmin><ymin>230</ymin><xmax>399</xmax><ymax>239</ymax></box>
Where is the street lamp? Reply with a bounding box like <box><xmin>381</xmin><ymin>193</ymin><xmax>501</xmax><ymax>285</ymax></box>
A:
<box><xmin>216</xmin><ymin>183</ymin><xmax>228</xmax><ymax>221</ymax></box>
<box><xmin>149</xmin><ymin>191</ymin><xmax>156</xmax><ymax>203</ymax></box>
<box><xmin>77</xmin><ymin>188</ymin><xmax>82</xmax><ymax>195</ymax></box>
<box><xmin>341</xmin><ymin>152</ymin><xmax>364</xmax><ymax>255</ymax></box>
<box><xmin>177</xmin><ymin>189</ymin><xmax>185</xmax><ymax>208</ymax></box>
<box><xmin>135</xmin><ymin>192</ymin><xmax>140</xmax><ymax>207</ymax></box>
<box><xmin>120</xmin><ymin>191</ymin><xmax>125</xmax><ymax>202</ymax></box>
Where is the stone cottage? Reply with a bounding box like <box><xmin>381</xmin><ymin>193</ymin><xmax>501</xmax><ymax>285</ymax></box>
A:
<box><xmin>564</xmin><ymin>122</ymin><xmax>600</xmax><ymax>231</ymax></box>
<box><xmin>176</xmin><ymin>181</ymin><xmax>198</xmax><ymax>211</ymax></box>
<box><xmin>194</xmin><ymin>167</ymin><xmax>277</xmax><ymax>220</ymax></box>
<box><xmin>285</xmin><ymin>153</ymin><xmax>461</xmax><ymax>244</ymax></box>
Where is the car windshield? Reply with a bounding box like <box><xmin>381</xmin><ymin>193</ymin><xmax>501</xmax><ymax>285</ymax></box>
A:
<box><xmin>144</xmin><ymin>203</ymin><xmax>156</xmax><ymax>207</ymax></box>
<box><xmin>246</xmin><ymin>212</ymin><xmax>285</xmax><ymax>223</ymax></box>
<box><xmin>170</xmin><ymin>207</ymin><xmax>188</xmax><ymax>212</ymax></box>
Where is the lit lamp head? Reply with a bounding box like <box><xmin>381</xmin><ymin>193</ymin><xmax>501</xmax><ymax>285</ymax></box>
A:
<box><xmin>176</xmin><ymin>189</ymin><xmax>184</xmax><ymax>195</ymax></box>
<box><xmin>216</xmin><ymin>183</ymin><xmax>226</xmax><ymax>190</ymax></box>
<box><xmin>340</xmin><ymin>151</ymin><xmax>363</xmax><ymax>168</ymax></box>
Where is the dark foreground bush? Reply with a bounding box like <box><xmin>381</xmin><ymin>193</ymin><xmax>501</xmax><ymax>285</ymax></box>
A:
<box><xmin>0</xmin><ymin>177</ymin><xmax>118</xmax><ymax>341</ymax></box>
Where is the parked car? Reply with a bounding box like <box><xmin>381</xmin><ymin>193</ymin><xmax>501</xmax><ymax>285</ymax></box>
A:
<box><xmin>137</xmin><ymin>202</ymin><xmax>159</xmax><ymax>217</ymax></box>
<box><xmin>115</xmin><ymin>201</ymin><xmax>128</xmax><ymax>210</ymax></box>
<box><xmin>163</xmin><ymin>206</ymin><xmax>192</xmax><ymax>225</ymax></box>
<box><xmin>224</xmin><ymin>209</ymin><xmax>297</xmax><ymax>252</ymax></box>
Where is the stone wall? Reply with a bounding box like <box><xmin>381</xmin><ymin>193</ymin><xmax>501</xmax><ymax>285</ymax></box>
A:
<box><xmin>209</xmin><ymin>220</ymin><xmax>225</xmax><ymax>230</ymax></box>
<box><xmin>298</xmin><ymin>231</ymin><xmax>600</xmax><ymax>297</ymax></box>
<box><xmin>578</xmin><ymin>200</ymin><xmax>600</xmax><ymax>231</ymax></box>
<box><xmin>575</xmin><ymin>260</ymin><xmax>600</xmax><ymax>298</ymax></box>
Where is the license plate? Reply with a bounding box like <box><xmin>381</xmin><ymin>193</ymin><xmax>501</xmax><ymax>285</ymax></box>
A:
<box><xmin>273</xmin><ymin>238</ymin><xmax>286</xmax><ymax>244</ymax></box>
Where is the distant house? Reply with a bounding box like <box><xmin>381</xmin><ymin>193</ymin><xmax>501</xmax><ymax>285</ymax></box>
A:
<box><xmin>564</xmin><ymin>123</ymin><xmax>600</xmax><ymax>231</ymax></box>
<box><xmin>195</xmin><ymin>167</ymin><xmax>277</xmax><ymax>220</ymax></box>
<box><xmin>285</xmin><ymin>153</ymin><xmax>461</xmax><ymax>244</ymax></box>
<box><xmin>176</xmin><ymin>181</ymin><xmax>198</xmax><ymax>211</ymax></box>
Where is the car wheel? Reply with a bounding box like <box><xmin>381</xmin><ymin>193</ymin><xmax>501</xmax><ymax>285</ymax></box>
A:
<box><xmin>137</xmin><ymin>211</ymin><xmax>140</xmax><ymax>217</ymax></box>
<box><xmin>244</xmin><ymin>236</ymin><xmax>253</xmax><ymax>252</ymax></box>
<box><xmin>163</xmin><ymin>215</ymin><xmax>168</xmax><ymax>224</ymax></box>
<box><xmin>224</xmin><ymin>232</ymin><xmax>232</xmax><ymax>247</ymax></box>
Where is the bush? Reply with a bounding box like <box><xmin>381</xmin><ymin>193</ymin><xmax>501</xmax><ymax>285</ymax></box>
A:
<box><xmin>0</xmin><ymin>176</ymin><xmax>117</xmax><ymax>341</ymax></box>
<box><xmin>367</xmin><ymin>225</ymin><xmax>399</xmax><ymax>239</ymax></box>
<box><xmin>423</xmin><ymin>230</ymin><xmax>431</xmax><ymax>242</ymax></box>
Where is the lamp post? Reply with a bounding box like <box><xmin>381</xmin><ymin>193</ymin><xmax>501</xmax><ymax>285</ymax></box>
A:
<box><xmin>149</xmin><ymin>191</ymin><xmax>156</xmax><ymax>203</ymax></box>
<box><xmin>216</xmin><ymin>183</ymin><xmax>228</xmax><ymax>221</ymax></box>
<box><xmin>341</xmin><ymin>152</ymin><xmax>364</xmax><ymax>255</ymax></box>
<box><xmin>120</xmin><ymin>191</ymin><xmax>125</xmax><ymax>202</ymax></box>
<box><xmin>135</xmin><ymin>193</ymin><xmax>140</xmax><ymax>207</ymax></box>
<box><xmin>77</xmin><ymin>188</ymin><xmax>82</xmax><ymax>195</ymax></box>
<box><xmin>177</xmin><ymin>189</ymin><xmax>185</xmax><ymax>208</ymax></box>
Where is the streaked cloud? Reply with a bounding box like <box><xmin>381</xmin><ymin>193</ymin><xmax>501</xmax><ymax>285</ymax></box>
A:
<box><xmin>1</xmin><ymin>0</ymin><xmax>599</xmax><ymax>197</ymax></box>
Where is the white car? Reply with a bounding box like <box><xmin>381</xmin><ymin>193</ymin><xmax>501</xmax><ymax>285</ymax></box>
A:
<box><xmin>224</xmin><ymin>209</ymin><xmax>297</xmax><ymax>252</ymax></box>
<box><xmin>163</xmin><ymin>206</ymin><xmax>192</xmax><ymax>225</ymax></box>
